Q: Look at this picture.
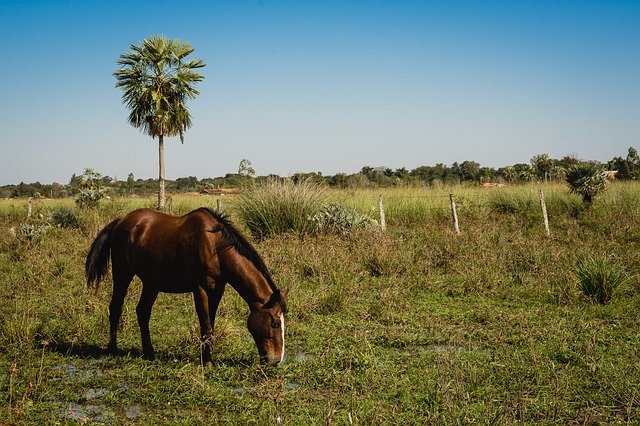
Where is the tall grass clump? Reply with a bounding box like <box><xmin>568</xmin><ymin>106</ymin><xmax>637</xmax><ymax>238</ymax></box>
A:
<box><xmin>575</xmin><ymin>255</ymin><xmax>628</xmax><ymax>304</ymax></box>
<box><xmin>488</xmin><ymin>189</ymin><xmax>535</xmax><ymax>215</ymax></box>
<box><xmin>235</xmin><ymin>178</ymin><xmax>326</xmax><ymax>239</ymax></box>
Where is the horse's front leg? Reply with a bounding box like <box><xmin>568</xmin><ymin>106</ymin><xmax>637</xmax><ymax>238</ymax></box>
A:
<box><xmin>193</xmin><ymin>287</ymin><xmax>214</xmax><ymax>367</ymax></box>
<box><xmin>136</xmin><ymin>286</ymin><xmax>159</xmax><ymax>360</ymax></box>
<box><xmin>194</xmin><ymin>283</ymin><xmax>225</xmax><ymax>367</ymax></box>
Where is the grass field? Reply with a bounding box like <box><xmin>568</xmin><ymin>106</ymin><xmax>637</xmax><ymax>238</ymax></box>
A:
<box><xmin>1</xmin><ymin>182</ymin><xmax>639</xmax><ymax>424</ymax></box>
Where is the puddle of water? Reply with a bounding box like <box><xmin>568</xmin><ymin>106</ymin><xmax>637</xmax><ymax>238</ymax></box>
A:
<box><xmin>292</xmin><ymin>352</ymin><xmax>311</xmax><ymax>363</ymax></box>
<box><xmin>285</xmin><ymin>381</ymin><xmax>300</xmax><ymax>390</ymax></box>
<box><xmin>61</xmin><ymin>403</ymin><xmax>115</xmax><ymax>423</ymax></box>
<box><xmin>82</xmin><ymin>388</ymin><xmax>109</xmax><ymax>400</ymax></box>
<box><xmin>125</xmin><ymin>406</ymin><xmax>142</xmax><ymax>420</ymax></box>
<box><xmin>49</xmin><ymin>361</ymin><xmax>102</xmax><ymax>383</ymax></box>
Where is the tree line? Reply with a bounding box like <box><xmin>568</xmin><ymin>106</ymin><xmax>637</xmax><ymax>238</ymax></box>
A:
<box><xmin>3</xmin><ymin>147</ymin><xmax>638</xmax><ymax>199</ymax></box>
<box><xmin>9</xmin><ymin>35</ymin><xmax>632</xmax><ymax>208</ymax></box>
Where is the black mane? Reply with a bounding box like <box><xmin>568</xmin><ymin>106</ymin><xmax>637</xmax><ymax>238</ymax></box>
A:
<box><xmin>202</xmin><ymin>208</ymin><xmax>287</xmax><ymax>312</ymax></box>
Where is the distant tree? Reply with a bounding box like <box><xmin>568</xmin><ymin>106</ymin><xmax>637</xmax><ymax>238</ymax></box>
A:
<box><xmin>566</xmin><ymin>163</ymin><xmax>608</xmax><ymax>204</ymax></box>
<box><xmin>531</xmin><ymin>153</ymin><xmax>554</xmax><ymax>183</ymax></box>
<box><xmin>238</xmin><ymin>159</ymin><xmax>256</xmax><ymax>178</ymax></box>
<box><xmin>459</xmin><ymin>160</ymin><xmax>480</xmax><ymax>182</ymax></box>
<box><xmin>557</xmin><ymin>155</ymin><xmax>580</xmax><ymax>170</ymax></box>
<box><xmin>175</xmin><ymin>176</ymin><xmax>199</xmax><ymax>191</ymax></box>
<box><xmin>627</xmin><ymin>147</ymin><xmax>640</xmax><ymax>177</ymax></box>
<box><xmin>608</xmin><ymin>146</ymin><xmax>640</xmax><ymax>180</ymax></box>
<box><xmin>292</xmin><ymin>172</ymin><xmax>324</xmax><ymax>185</ymax></box>
<box><xmin>114</xmin><ymin>36</ymin><xmax>205</xmax><ymax>210</ymax></box>
<box><xmin>394</xmin><ymin>167</ymin><xmax>409</xmax><ymax>179</ymax></box>
<box><xmin>126</xmin><ymin>173</ymin><xmax>135</xmax><ymax>194</ymax></box>
<box><xmin>500</xmin><ymin>166</ymin><xmax>517</xmax><ymax>183</ymax></box>
<box><xmin>549</xmin><ymin>165</ymin><xmax>566</xmax><ymax>182</ymax></box>
<box><xmin>326</xmin><ymin>173</ymin><xmax>348</xmax><ymax>187</ymax></box>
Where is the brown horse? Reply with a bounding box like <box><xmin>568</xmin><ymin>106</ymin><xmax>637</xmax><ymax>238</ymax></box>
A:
<box><xmin>85</xmin><ymin>207</ymin><xmax>287</xmax><ymax>366</ymax></box>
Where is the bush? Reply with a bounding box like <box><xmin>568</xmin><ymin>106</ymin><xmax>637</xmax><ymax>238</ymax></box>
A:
<box><xmin>50</xmin><ymin>206</ymin><xmax>80</xmax><ymax>228</ymax></box>
<box><xmin>20</xmin><ymin>223</ymin><xmax>51</xmax><ymax>240</ymax></box>
<box><xmin>309</xmin><ymin>204</ymin><xmax>375</xmax><ymax>235</ymax></box>
<box><xmin>575</xmin><ymin>255</ymin><xmax>628</xmax><ymax>304</ymax></box>
<box><xmin>236</xmin><ymin>178</ymin><xmax>326</xmax><ymax>239</ymax></box>
<box><xmin>75</xmin><ymin>189</ymin><xmax>106</xmax><ymax>208</ymax></box>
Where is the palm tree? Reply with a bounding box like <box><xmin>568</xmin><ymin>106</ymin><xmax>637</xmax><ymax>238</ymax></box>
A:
<box><xmin>114</xmin><ymin>36</ymin><xmax>205</xmax><ymax>210</ymax></box>
<box><xmin>531</xmin><ymin>153</ymin><xmax>554</xmax><ymax>183</ymax></box>
<box><xmin>565</xmin><ymin>163</ymin><xmax>607</xmax><ymax>205</ymax></box>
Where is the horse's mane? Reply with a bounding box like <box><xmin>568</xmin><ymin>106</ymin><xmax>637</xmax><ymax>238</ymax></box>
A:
<box><xmin>202</xmin><ymin>208</ymin><xmax>287</xmax><ymax>313</ymax></box>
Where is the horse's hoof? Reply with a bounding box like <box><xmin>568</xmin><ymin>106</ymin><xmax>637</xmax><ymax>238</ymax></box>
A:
<box><xmin>204</xmin><ymin>361</ymin><xmax>213</xmax><ymax>368</ymax></box>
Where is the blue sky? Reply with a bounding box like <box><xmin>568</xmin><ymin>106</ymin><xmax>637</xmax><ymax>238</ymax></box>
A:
<box><xmin>1</xmin><ymin>1</ymin><xmax>638</xmax><ymax>185</ymax></box>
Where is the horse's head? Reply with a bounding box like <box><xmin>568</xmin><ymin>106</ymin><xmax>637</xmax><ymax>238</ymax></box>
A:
<box><xmin>247</xmin><ymin>290</ymin><xmax>287</xmax><ymax>365</ymax></box>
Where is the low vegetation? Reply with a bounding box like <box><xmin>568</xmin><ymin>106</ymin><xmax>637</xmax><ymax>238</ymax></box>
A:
<box><xmin>1</xmin><ymin>182</ymin><xmax>639</xmax><ymax>424</ymax></box>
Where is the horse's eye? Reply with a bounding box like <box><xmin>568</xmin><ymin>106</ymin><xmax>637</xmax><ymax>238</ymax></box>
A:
<box><xmin>271</xmin><ymin>321</ymin><xmax>281</xmax><ymax>329</ymax></box>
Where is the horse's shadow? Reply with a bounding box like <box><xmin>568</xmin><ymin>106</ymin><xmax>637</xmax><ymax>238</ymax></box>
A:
<box><xmin>45</xmin><ymin>340</ymin><xmax>254</xmax><ymax>367</ymax></box>
<box><xmin>46</xmin><ymin>340</ymin><xmax>140</xmax><ymax>360</ymax></box>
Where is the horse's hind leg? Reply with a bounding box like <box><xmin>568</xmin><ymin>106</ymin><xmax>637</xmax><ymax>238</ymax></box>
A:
<box><xmin>136</xmin><ymin>286</ymin><xmax>159</xmax><ymax>360</ymax></box>
<box><xmin>108</xmin><ymin>270</ymin><xmax>133</xmax><ymax>353</ymax></box>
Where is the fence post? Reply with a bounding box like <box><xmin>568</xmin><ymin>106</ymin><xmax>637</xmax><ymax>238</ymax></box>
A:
<box><xmin>216</xmin><ymin>198</ymin><xmax>222</xmax><ymax>212</ymax></box>
<box><xmin>539</xmin><ymin>189</ymin><xmax>550</xmax><ymax>236</ymax></box>
<box><xmin>378</xmin><ymin>194</ymin><xmax>386</xmax><ymax>231</ymax></box>
<box><xmin>449</xmin><ymin>194</ymin><xmax>460</xmax><ymax>235</ymax></box>
<box><xmin>27</xmin><ymin>197</ymin><xmax>33</xmax><ymax>219</ymax></box>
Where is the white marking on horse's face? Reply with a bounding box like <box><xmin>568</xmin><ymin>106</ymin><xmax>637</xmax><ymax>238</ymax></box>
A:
<box><xmin>279</xmin><ymin>313</ymin><xmax>285</xmax><ymax>364</ymax></box>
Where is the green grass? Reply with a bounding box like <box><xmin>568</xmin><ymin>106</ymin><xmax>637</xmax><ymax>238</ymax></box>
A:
<box><xmin>1</xmin><ymin>183</ymin><xmax>639</xmax><ymax>424</ymax></box>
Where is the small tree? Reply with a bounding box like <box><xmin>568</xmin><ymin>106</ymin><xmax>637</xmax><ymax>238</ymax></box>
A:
<box><xmin>565</xmin><ymin>163</ymin><xmax>607</xmax><ymax>204</ymax></box>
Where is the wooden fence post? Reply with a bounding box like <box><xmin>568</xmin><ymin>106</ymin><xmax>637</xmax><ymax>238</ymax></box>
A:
<box><xmin>539</xmin><ymin>189</ymin><xmax>550</xmax><ymax>236</ymax></box>
<box><xmin>216</xmin><ymin>198</ymin><xmax>222</xmax><ymax>212</ymax></box>
<box><xmin>27</xmin><ymin>197</ymin><xmax>33</xmax><ymax>219</ymax></box>
<box><xmin>449</xmin><ymin>194</ymin><xmax>460</xmax><ymax>235</ymax></box>
<box><xmin>378</xmin><ymin>194</ymin><xmax>386</xmax><ymax>231</ymax></box>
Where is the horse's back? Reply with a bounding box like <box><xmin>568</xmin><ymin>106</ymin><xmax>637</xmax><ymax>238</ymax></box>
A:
<box><xmin>110</xmin><ymin>208</ymin><xmax>220</xmax><ymax>292</ymax></box>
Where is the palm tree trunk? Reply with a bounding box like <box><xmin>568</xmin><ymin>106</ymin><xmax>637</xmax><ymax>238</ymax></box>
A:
<box><xmin>157</xmin><ymin>135</ymin><xmax>165</xmax><ymax>210</ymax></box>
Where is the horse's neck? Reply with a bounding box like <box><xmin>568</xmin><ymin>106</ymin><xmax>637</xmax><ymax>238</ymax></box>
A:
<box><xmin>224</xmin><ymin>253</ymin><xmax>272</xmax><ymax>309</ymax></box>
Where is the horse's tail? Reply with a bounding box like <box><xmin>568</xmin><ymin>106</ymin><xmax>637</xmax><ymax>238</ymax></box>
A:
<box><xmin>85</xmin><ymin>219</ymin><xmax>120</xmax><ymax>288</ymax></box>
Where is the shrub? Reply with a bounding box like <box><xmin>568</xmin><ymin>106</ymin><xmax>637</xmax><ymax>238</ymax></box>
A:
<box><xmin>236</xmin><ymin>178</ymin><xmax>326</xmax><ymax>239</ymax></box>
<box><xmin>75</xmin><ymin>189</ymin><xmax>106</xmax><ymax>208</ymax></box>
<box><xmin>50</xmin><ymin>206</ymin><xmax>80</xmax><ymax>228</ymax></box>
<box><xmin>309</xmin><ymin>204</ymin><xmax>375</xmax><ymax>235</ymax></box>
<box><xmin>20</xmin><ymin>223</ymin><xmax>51</xmax><ymax>240</ymax></box>
<box><xmin>575</xmin><ymin>255</ymin><xmax>628</xmax><ymax>304</ymax></box>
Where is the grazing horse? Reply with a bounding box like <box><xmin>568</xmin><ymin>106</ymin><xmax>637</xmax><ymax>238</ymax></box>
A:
<box><xmin>85</xmin><ymin>207</ymin><xmax>287</xmax><ymax>366</ymax></box>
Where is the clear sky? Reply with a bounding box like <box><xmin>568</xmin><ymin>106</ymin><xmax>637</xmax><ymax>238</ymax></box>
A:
<box><xmin>1</xmin><ymin>1</ymin><xmax>638</xmax><ymax>185</ymax></box>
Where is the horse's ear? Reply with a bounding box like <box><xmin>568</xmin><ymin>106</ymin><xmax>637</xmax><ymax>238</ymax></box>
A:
<box><xmin>281</xmin><ymin>289</ymin><xmax>289</xmax><ymax>299</ymax></box>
